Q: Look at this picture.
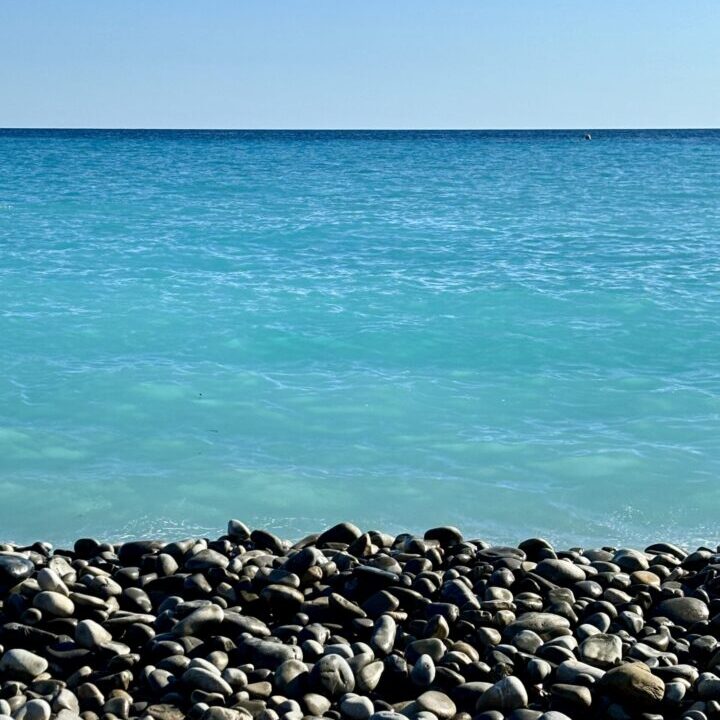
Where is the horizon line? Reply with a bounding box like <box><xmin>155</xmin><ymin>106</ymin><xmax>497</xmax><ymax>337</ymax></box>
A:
<box><xmin>1</xmin><ymin>126</ymin><xmax>719</xmax><ymax>133</ymax></box>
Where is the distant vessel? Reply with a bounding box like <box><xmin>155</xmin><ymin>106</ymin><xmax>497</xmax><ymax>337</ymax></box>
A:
<box><xmin>584</xmin><ymin>133</ymin><xmax>592</xmax><ymax>140</ymax></box>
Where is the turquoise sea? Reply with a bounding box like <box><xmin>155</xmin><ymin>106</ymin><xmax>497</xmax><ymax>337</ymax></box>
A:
<box><xmin>1</xmin><ymin>129</ymin><xmax>719</xmax><ymax>547</ymax></box>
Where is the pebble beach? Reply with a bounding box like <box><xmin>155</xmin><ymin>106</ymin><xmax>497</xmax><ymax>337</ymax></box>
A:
<box><xmin>1</xmin><ymin>522</ymin><xmax>720</xmax><ymax>720</ymax></box>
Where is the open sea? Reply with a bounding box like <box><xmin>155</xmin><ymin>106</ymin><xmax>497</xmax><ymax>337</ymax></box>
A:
<box><xmin>1</xmin><ymin>129</ymin><xmax>719</xmax><ymax>548</ymax></box>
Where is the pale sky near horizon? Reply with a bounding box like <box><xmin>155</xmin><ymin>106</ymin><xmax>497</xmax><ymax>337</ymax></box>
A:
<box><xmin>1</xmin><ymin>1</ymin><xmax>719</xmax><ymax>129</ymax></box>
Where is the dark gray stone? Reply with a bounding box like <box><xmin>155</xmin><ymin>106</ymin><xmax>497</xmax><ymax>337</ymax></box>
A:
<box><xmin>657</xmin><ymin>597</ymin><xmax>709</xmax><ymax>626</ymax></box>
<box><xmin>317</xmin><ymin>522</ymin><xmax>362</xmax><ymax>546</ymax></box>
<box><xmin>416</xmin><ymin>690</ymin><xmax>456</xmax><ymax>720</ymax></box>
<box><xmin>310</xmin><ymin>653</ymin><xmax>355</xmax><ymax>697</ymax></box>
<box><xmin>476</xmin><ymin>676</ymin><xmax>528</xmax><ymax>712</ymax></box>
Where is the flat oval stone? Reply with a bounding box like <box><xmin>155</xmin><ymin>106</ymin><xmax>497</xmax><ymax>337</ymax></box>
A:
<box><xmin>416</xmin><ymin>690</ymin><xmax>456</xmax><ymax>720</ymax></box>
<box><xmin>261</xmin><ymin>584</ymin><xmax>304</xmax><ymax>610</ymax></box>
<box><xmin>317</xmin><ymin>522</ymin><xmax>362</xmax><ymax>546</ymax></box>
<box><xmin>33</xmin><ymin>591</ymin><xmax>75</xmax><ymax>617</ymax></box>
<box><xmin>503</xmin><ymin>613</ymin><xmax>571</xmax><ymax>641</ymax></box>
<box><xmin>550</xmin><ymin>683</ymin><xmax>592</xmax><ymax>710</ymax></box>
<box><xmin>76</xmin><ymin>619</ymin><xmax>113</xmax><ymax>649</ymax></box>
<box><xmin>182</xmin><ymin>667</ymin><xmax>233</xmax><ymax>695</ymax></box>
<box><xmin>477</xmin><ymin>547</ymin><xmax>526</xmax><ymax>562</ymax></box>
<box><xmin>304</xmin><ymin>693</ymin><xmax>331</xmax><ymax>716</ymax></box>
<box><xmin>555</xmin><ymin>660</ymin><xmax>605</xmax><ymax>684</ymax></box>
<box><xmin>340</xmin><ymin>694</ymin><xmax>374</xmax><ymax>720</ymax></box>
<box><xmin>0</xmin><ymin>649</ymin><xmax>49</xmax><ymax>679</ymax></box>
<box><xmin>656</xmin><ymin>597</ymin><xmax>709</xmax><ymax>626</ymax></box>
<box><xmin>117</xmin><ymin>540</ymin><xmax>163</xmax><ymax>565</ymax></box>
<box><xmin>371</xmin><ymin>615</ymin><xmax>397</xmax><ymax>655</ymax></box>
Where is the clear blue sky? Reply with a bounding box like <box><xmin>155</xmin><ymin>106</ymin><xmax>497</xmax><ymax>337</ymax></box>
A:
<box><xmin>1</xmin><ymin>0</ymin><xmax>718</xmax><ymax>129</ymax></box>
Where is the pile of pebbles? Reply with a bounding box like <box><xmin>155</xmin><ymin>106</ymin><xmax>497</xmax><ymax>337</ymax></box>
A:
<box><xmin>1</xmin><ymin>523</ymin><xmax>720</xmax><ymax>720</ymax></box>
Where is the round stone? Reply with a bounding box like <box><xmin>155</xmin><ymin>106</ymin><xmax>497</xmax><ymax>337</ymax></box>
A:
<box><xmin>317</xmin><ymin>522</ymin><xmax>362</xmax><ymax>546</ymax></box>
<box><xmin>0</xmin><ymin>554</ymin><xmax>34</xmax><ymax>590</ymax></box>
<box><xmin>340</xmin><ymin>695</ymin><xmax>374</xmax><ymax>720</ymax></box>
<box><xmin>303</xmin><ymin>694</ymin><xmax>331</xmax><ymax>716</ymax></box>
<box><xmin>310</xmin><ymin>654</ymin><xmax>355</xmax><ymax>697</ymax></box>
<box><xmin>664</xmin><ymin>681</ymin><xmax>687</xmax><ymax>704</ymax></box>
<box><xmin>698</xmin><ymin>677</ymin><xmax>720</xmax><ymax>700</ymax></box>
<box><xmin>416</xmin><ymin>691</ymin><xmax>457</xmax><ymax>720</ymax></box>
<box><xmin>21</xmin><ymin>699</ymin><xmax>51</xmax><ymax>720</ymax></box>
<box><xmin>612</xmin><ymin>548</ymin><xmax>650</xmax><ymax>573</ymax></box>
<box><xmin>550</xmin><ymin>683</ymin><xmax>592</xmax><ymax>710</ymax></box>
<box><xmin>76</xmin><ymin>619</ymin><xmax>113</xmax><ymax>649</ymax></box>
<box><xmin>330</xmin><ymin>593</ymin><xmax>366</xmax><ymax>620</ymax></box>
<box><xmin>598</xmin><ymin>662</ymin><xmax>665</xmax><ymax>707</ymax></box>
<box><xmin>185</xmin><ymin>548</ymin><xmax>230</xmax><ymax>571</ymax></box>
<box><xmin>475</xmin><ymin>676</ymin><xmax>528</xmax><ymax>713</ymax></box>
<box><xmin>424</xmin><ymin>527</ymin><xmax>463</xmax><ymax>546</ymax></box>
<box><xmin>579</xmin><ymin>634</ymin><xmax>623</xmax><ymax>668</ymax></box>
<box><xmin>527</xmin><ymin>659</ymin><xmax>553</xmax><ymax>684</ymax></box>
<box><xmin>36</xmin><ymin>568</ymin><xmax>69</xmax><ymax>595</ymax></box>
<box><xmin>275</xmin><ymin>659</ymin><xmax>308</xmax><ymax>697</ymax></box>
<box><xmin>202</xmin><ymin>709</ymin><xmax>248</xmax><ymax>720</ymax></box>
<box><xmin>356</xmin><ymin>660</ymin><xmax>384</xmax><ymax>694</ymax></box>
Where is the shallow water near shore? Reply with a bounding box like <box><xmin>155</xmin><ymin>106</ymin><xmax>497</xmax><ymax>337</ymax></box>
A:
<box><xmin>1</xmin><ymin>129</ymin><xmax>719</xmax><ymax>548</ymax></box>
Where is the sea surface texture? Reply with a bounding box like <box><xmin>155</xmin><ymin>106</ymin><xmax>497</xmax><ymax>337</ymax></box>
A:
<box><xmin>1</xmin><ymin>129</ymin><xmax>719</xmax><ymax>547</ymax></box>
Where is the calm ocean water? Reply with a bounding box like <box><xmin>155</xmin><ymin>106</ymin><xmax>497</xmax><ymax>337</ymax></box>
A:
<box><xmin>1</xmin><ymin>129</ymin><xmax>719</xmax><ymax>548</ymax></box>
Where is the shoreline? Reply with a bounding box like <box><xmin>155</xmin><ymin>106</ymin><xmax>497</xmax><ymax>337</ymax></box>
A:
<box><xmin>1</xmin><ymin>521</ymin><xmax>719</xmax><ymax>720</ymax></box>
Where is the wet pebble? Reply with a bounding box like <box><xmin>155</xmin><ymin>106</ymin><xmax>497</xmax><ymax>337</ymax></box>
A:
<box><xmin>1</xmin><ymin>523</ymin><xmax>719</xmax><ymax>720</ymax></box>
